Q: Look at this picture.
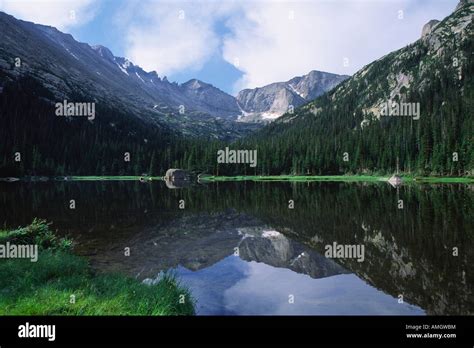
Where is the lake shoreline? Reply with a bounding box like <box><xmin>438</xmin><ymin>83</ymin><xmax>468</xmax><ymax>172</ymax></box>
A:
<box><xmin>1</xmin><ymin>175</ymin><xmax>473</xmax><ymax>184</ymax></box>
<box><xmin>0</xmin><ymin>220</ymin><xmax>195</xmax><ymax>315</ymax></box>
<box><xmin>199</xmin><ymin>175</ymin><xmax>474</xmax><ymax>184</ymax></box>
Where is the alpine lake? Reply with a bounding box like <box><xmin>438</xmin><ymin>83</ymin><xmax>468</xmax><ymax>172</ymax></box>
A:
<box><xmin>1</xmin><ymin>178</ymin><xmax>472</xmax><ymax>315</ymax></box>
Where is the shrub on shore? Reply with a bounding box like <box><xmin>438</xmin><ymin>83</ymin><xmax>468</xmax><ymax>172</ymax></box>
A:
<box><xmin>0</xmin><ymin>220</ymin><xmax>195</xmax><ymax>315</ymax></box>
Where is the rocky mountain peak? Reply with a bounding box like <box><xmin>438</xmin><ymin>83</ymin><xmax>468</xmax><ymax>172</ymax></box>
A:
<box><xmin>91</xmin><ymin>45</ymin><xmax>115</xmax><ymax>62</ymax></box>
<box><xmin>182</xmin><ymin>79</ymin><xmax>209</xmax><ymax>90</ymax></box>
<box><xmin>236</xmin><ymin>70</ymin><xmax>349</xmax><ymax>122</ymax></box>
<box><xmin>421</xmin><ymin>19</ymin><xmax>440</xmax><ymax>38</ymax></box>
<box><xmin>455</xmin><ymin>0</ymin><xmax>474</xmax><ymax>11</ymax></box>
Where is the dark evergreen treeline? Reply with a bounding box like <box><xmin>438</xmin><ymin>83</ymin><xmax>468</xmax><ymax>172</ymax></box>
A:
<box><xmin>0</xmin><ymin>75</ymin><xmax>222</xmax><ymax>176</ymax></box>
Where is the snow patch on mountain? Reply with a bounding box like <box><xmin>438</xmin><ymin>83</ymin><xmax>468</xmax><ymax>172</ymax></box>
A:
<box><xmin>135</xmin><ymin>72</ymin><xmax>145</xmax><ymax>83</ymax></box>
<box><xmin>116</xmin><ymin>63</ymin><xmax>129</xmax><ymax>75</ymax></box>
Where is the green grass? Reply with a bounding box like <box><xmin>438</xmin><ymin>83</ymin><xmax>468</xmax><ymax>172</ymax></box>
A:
<box><xmin>199</xmin><ymin>175</ymin><xmax>474</xmax><ymax>184</ymax></box>
<box><xmin>7</xmin><ymin>174</ymin><xmax>472</xmax><ymax>184</ymax></box>
<box><xmin>200</xmin><ymin>175</ymin><xmax>387</xmax><ymax>182</ymax></box>
<box><xmin>4</xmin><ymin>174</ymin><xmax>472</xmax><ymax>185</ymax></box>
<box><xmin>0</xmin><ymin>220</ymin><xmax>195</xmax><ymax>315</ymax></box>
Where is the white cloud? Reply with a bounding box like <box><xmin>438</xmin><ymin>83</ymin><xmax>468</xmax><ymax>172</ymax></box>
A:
<box><xmin>0</xmin><ymin>0</ymin><xmax>98</xmax><ymax>30</ymax></box>
<box><xmin>222</xmin><ymin>261</ymin><xmax>424</xmax><ymax>315</ymax></box>
<box><xmin>120</xmin><ymin>1</ymin><xmax>237</xmax><ymax>77</ymax></box>
<box><xmin>115</xmin><ymin>0</ymin><xmax>458</xmax><ymax>90</ymax></box>
<box><xmin>222</xmin><ymin>0</ymin><xmax>458</xmax><ymax>91</ymax></box>
<box><xmin>7</xmin><ymin>0</ymin><xmax>455</xmax><ymax>92</ymax></box>
<box><xmin>124</xmin><ymin>9</ymin><xmax>216</xmax><ymax>76</ymax></box>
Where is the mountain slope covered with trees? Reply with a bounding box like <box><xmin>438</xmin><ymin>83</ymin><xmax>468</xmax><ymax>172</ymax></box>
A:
<box><xmin>236</xmin><ymin>1</ymin><xmax>473</xmax><ymax>176</ymax></box>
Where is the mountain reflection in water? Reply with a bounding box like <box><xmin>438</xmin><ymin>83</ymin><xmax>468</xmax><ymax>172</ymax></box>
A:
<box><xmin>0</xmin><ymin>181</ymin><xmax>472</xmax><ymax>315</ymax></box>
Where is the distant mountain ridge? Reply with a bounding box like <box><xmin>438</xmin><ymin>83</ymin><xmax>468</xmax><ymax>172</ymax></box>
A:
<box><xmin>0</xmin><ymin>10</ymin><xmax>348</xmax><ymax>133</ymax></box>
<box><xmin>90</xmin><ymin>45</ymin><xmax>243</xmax><ymax>120</ymax></box>
<box><xmin>237</xmin><ymin>70</ymin><xmax>349</xmax><ymax>122</ymax></box>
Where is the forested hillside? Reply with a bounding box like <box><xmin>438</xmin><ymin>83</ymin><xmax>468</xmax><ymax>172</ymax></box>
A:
<box><xmin>1</xmin><ymin>2</ymin><xmax>472</xmax><ymax>177</ymax></box>
<box><xmin>235</xmin><ymin>3</ymin><xmax>473</xmax><ymax>176</ymax></box>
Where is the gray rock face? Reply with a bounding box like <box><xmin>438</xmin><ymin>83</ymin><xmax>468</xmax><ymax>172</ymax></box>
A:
<box><xmin>180</xmin><ymin>79</ymin><xmax>240</xmax><ymax>119</ymax></box>
<box><xmin>236</xmin><ymin>70</ymin><xmax>349</xmax><ymax>122</ymax></box>
<box><xmin>421</xmin><ymin>19</ymin><xmax>440</xmax><ymax>38</ymax></box>
<box><xmin>456</xmin><ymin>0</ymin><xmax>474</xmax><ymax>11</ymax></box>
<box><xmin>91</xmin><ymin>45</ymin><xmax>115</xmax><ymax>62</ymax></box>
<box><xmin>419</xmin><ymin>1</ymin><xmax>472</xmax><ymax>57</ymax></box>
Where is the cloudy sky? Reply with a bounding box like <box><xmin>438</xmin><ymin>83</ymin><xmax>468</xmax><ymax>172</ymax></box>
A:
<box><xmin>0</xmin><ymin>0</ymin><xmax>459</xmax><ymax>94</ymax></box>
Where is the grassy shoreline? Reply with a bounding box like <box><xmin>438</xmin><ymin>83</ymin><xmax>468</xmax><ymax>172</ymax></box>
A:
<box><xmin>0</xmin><ymin>220</ymin><xmax>195</xmax><ymax>315</ymax></box>
<box><xmin>2</xmin><ymin>174</ymin><xmax>473</xmax><ymax>184</ymax></box>
<box><xmin>198</xmin><ymin>175</ymin><xmax>474</xmax><ymax>184</ymax></box>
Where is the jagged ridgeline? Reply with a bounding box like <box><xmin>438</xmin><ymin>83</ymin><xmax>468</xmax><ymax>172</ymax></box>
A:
<box><xmin>239</xmin><ymin>2</ymin><xmax>474</xmax><ymax>176</ymax></box>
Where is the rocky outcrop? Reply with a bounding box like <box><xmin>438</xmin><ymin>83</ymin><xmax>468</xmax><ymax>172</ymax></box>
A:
<box><xmin>421</xmin><ymin>19</ymin><xmax>440</xmax><ymax>38</ymax></box>
<box><xmin>455</xmin><ymin>0</ymin><xmax>474</xmax><ymax>11</ymax></box>
<box><xmin>179</xmin><ymin>79</ymin><xmax>241</xmax><ymax>119</ymax></box>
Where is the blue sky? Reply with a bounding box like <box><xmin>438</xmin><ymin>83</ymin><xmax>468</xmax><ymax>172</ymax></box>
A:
<box><xmin>0</xmin><ymin>0</ymin><xmax>460</xmax><ymax>95</ymax></box>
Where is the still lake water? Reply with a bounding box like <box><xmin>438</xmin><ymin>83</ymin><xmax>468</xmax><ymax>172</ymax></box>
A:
<box><xmin>1</xmin><ymin>181</ymin><xmax>473</xmax><ymax>315</ymax></box>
